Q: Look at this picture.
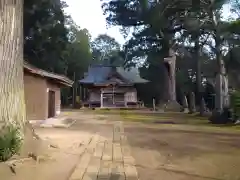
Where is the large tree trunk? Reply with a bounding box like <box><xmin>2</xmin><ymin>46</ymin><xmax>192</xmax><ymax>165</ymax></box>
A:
<box><xmin>164</xmin><ymin>48</ymin><xmax>177</xmax><ymax>101</ymax></box>
<box><xmin>214</xmin><ymin>28</ymin><xmax>229</xmax><ymax>112</ymax></box>
<box><xmin>0</xmin><ymin>0</ymin><xmax>25</xmax><ymax>134</ymax></box>
<box><xmin>194</xmin><ymin>33</ymin><xmax>202</xmax><ymax>104</ymax></box>
<box><xmin>209</xmin><ymin>7</ymin><xmax>229</xmax><ymax>113</ymax></box>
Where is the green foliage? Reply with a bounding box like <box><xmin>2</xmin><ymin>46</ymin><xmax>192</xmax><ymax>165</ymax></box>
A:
<box><xmin>24</xmin><ymin>0</ymin><xmax>69</xmax><ymax>74</ymax></box>
<box><xmin>23</xmin><ymin>0</ymin><xmax>94</xmax><ymax>106</ymax></box>
<box><xmin>230</xmin><ymin>90</ymin><xmax>240</xmax><ymax>119</ymax></box>
<box><xmin>65</xmin><ymin>26</ymin><xmax>92</xmax><ymax>80</ymax></box>
<box><xmin>0</xmin><ymin>126</ymin><xmax>22</xmax><ymax>162</ymax></box>
<box><xmin>91</xmin><ymin>34</ymin><xmax>125</xmax><ymax>66</ymax></box>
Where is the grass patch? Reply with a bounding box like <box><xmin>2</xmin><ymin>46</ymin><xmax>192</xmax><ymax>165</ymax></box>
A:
<box><xmin>0</xmin><ymin>126</ymin><xmax>22</xmax><ymax>162</ymax></box>
<box><xmin>121</xmin><ymin>112</ymin><xmax>209</xmax><ymax>125</ymax></box>
<box><xmin>85</xmin><ymin>109</ymin><xmax>240</xmax><ymax>132</ymax></box>
<box><xmin>92</xmin><ymin>109</ymin><xmax>240</xmax><ymax>131</ymax></box>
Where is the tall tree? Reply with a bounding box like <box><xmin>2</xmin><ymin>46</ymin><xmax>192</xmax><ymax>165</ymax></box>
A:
<box><xmin>24</xmin><ymin>0</ymin><xmax>69</xmax><ymax>74</ymax></box>
<box><xmin>102</xmin><ymin>0</ymin><xmax>189</xmax><ymax>103</ymax></box>
<box><xmin>60</xmin><ymin>16</ymin><xmax>93</xmax><ymax>106</ymax></box>
<box><xmin>0</xmin><ymin>0</ymin><xmax>25</xmax><ymax>136</ymax></box>
<box><xmin>91</xmin><ymin>34</ymin><xmax>122</xmax><ymax>65</ymax></box>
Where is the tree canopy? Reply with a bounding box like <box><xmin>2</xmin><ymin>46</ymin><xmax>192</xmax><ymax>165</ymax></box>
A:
<box><xmin>91</xmin><ymin>34</ymin><xmax>125</xmax><ymax>66</ymax></box>
<box><xmin>101</xmin><ymin>0</ymin><xmax>240</xmax><ymax>112</ymax></box>
<box><xmin>24</xmin><ymin>0</ymin><xmax>92</xmax><ymax>80</ymax></box>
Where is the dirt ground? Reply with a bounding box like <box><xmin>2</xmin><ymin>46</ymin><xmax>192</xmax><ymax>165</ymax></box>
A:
<box><xmin>62</xmin><ymin>111</ymin><xmax>240</xmax><ymax>180</ymax></box>
<box><xmin>1</xmin><ymin>110</ymin><xmax>240</xmax><ymax>180</ymax></box>
<box><xmin>74</xmin><ymin>110</ymin><xmax>240</xmax><ymax>180</ymax></box>
<box><xmin>124</xmin><ymin>124</ymin><xmax>240</xmax><ymax>180</ymax></box>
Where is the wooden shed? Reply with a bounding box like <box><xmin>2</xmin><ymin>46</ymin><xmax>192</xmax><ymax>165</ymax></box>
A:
<box><xmin>23</xmin><ymin>63</ymin><xmax>73</xmax><ymax>120</ymax></box>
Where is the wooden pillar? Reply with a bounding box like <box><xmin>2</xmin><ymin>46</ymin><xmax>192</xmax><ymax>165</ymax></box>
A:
<box><xmin>100</xmin><ymin>89</ymin><xmax>103</xmax><ymax>108</ymax></box>
<box><xmin>124</xmin><ymin>93</ymin><xmax>127</xmax><ymax>107</ymax></box>
<box><xmin>82</xmin><ymin>86</ymin><xmax>84</xmax><ymax>101</ymax></box>
<box><xmin>112</xmin><ymin>85</ymin><xmax>115</xmax><ymax>105</ymax></box>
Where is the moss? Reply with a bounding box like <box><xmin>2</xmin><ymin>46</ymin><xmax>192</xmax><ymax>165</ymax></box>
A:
<box><xmin>0</xmin><ymin>126</ymin><xmax>22</xmax><ymax>162</ymax></box>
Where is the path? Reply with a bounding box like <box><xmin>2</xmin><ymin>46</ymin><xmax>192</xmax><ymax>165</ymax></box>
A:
<box><xmin>69</xmin><ymin>121</ymin><xmax>138</xmax><ymax>180</ymax></box>
<box><xmin>0</xmin><ymin>112</ymin><xmax>139</xmax><ymax>180</ymax></box>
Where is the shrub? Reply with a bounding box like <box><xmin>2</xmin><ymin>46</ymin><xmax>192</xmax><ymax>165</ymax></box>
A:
<box><xmin>0</xmin><ymin>126</ymin><xmax>22</xmax><ymax>162</ymax></box>
<box><xmin>209</xmin><ymin>107</ymin><xmax>233</xmax><ymax>124</ymax></box>
<box><xmin>230</xmin><ymin>90</ymin><xmax>240</xmax><ymax>121</ymax></box>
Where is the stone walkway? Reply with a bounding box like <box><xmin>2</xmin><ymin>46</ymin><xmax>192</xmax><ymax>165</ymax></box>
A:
<box><xmin>69</xmin><ymin>121</ymin><xmax>139</xmax><ymax>180</ymax></box>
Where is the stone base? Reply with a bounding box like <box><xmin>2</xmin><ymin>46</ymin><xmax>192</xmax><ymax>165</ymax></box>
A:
<box><xmin>182</xmin><ymin>108</ymin><xmax>189</xmax><ymax>113</ymax></box>
<box><xmin>163</xmin><ymin>101</ymin><xmax>182</xmax><ymax>112</ymax></box>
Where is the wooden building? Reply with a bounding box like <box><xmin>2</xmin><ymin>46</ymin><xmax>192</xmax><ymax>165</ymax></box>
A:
<box><xmin>79</xmin><ymin>65</ymin><xmax>148</xmax><ymax>108</ymax></box>
<box><xmin>24</xmin><ymin>62</ymin><xmax>73</xmax><ymax>120</ymax></box>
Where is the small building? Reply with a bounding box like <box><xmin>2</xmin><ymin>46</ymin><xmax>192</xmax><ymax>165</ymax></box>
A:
<box><xmin>79</xmin><ymin>65</ymin><xmax>148</xmax><ymax>108</ymax></box>
<box><xmin>24</xmin><ymin>62</ymin><xmax>73</xmax><ymax>120</ymax></box>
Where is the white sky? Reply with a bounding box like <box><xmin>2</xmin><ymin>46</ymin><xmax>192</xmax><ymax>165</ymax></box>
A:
<box><xmin>64</xmin><ymin>0</ymin><xmax>233</xmax><ymax>45</ymax></box>
<box><xmin>64</xmin><ymin>0</ymin><xmax>126</xmax><ymax>44</ymax></box>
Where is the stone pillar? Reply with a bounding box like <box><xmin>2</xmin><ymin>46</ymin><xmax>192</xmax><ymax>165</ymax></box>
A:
<box><xmin>189</xmin><ymin>92</ymin><xmax>196</xmax><ymax>113</ymax></box>
<box><xmin>182</xmin><ymin>95</ymin><xmax>189</xmax><ymax>113</ymax></box>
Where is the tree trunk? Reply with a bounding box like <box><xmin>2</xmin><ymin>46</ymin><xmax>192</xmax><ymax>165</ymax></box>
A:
<box><xmin>193</xmin><ymin>33</ymin><xmax>202</xmax><ymax>105</ymax></box>
<box><xmin>0</xmin><ymin>0</ymin><xmax>25</xmax><ymax>134</ymax></box>
<box><xmin>210</xmin><ymin>8</ymin><xmax>229</xmax><ymax>113</ymax></box>
<box><xmin>164</xmin><ymin>48</ymin><xmax>177</xmax><ymax>101</ymax></box>
<box><xmin>189</xmin><ymin>92</ymin><xmax>196</xmax><ymax>113</ymax></box>
<box><xmin>214</xmin><ymin>33</ymin><xmax>229</xmax><ymax>112</ymax></box>
<box><xmin>200</xmin><ymin>97</ymin><xmax>206</xmax><ymax>116</ymax></box>
<box><xmin>163</xmin><ymin>62</ymin><xmax>171</xmax><ymax>102</ymax></box>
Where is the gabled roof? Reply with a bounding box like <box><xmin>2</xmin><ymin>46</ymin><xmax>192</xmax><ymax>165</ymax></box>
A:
<box><xmin>79</xmin><ymin>65</ymin><xmax>148</xmax><ymax>85</ymax></box>
<box><xmin>24</xmin><ymin>62</ymin><xmax>73</xmax><ymax>87</ymax></box>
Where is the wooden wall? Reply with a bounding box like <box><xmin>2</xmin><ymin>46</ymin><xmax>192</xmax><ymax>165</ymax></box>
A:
<box><xmin>88</xmin><ymin>86</ymin><xmax>137</xmax><ymax>103</ymax></box>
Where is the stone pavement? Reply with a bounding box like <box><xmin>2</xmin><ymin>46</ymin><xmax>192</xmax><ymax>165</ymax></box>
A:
<box><xmin>69</xmin><ymin>121</ymin><xmax>139</xmax><ymax>180</ymax></box>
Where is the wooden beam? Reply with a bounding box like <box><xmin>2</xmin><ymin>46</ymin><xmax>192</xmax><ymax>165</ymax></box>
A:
<box><xmin>100</xmin><ymin>89</ymin><xmax>103</xmax><ymax>108</ymax></box>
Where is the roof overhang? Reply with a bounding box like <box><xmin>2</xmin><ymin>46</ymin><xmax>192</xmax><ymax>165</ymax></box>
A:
<box><xmin>24</xmin><ymin>62</ymin><xmax>74</xmax><ymax>87</ymax></box>
<box><xmin>93</xmin><ymin>83</ymin><xmax>134</xmax><ymax>87</ymax></box>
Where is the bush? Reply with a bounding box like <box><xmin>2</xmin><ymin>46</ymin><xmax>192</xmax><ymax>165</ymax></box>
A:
<box><xmin>0</xmin><ymin>126</ymin><xmax>22</xmax><ymax>162</ymax></box>
<box><xmin>209</xmin><ymin>108</ymin><xmax>233</xmax><ymax>124</ymax></box>
<box><xmin>230</xmin><ymin>91</ymin><xmax>240</xmax><ymax>121</ymax></box>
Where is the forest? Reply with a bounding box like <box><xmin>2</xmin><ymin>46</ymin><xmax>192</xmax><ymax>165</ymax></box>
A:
<box><xmin>24</xmin><ymin>0</ymin><xmax>240</xmax><ymax>123</ymax></box>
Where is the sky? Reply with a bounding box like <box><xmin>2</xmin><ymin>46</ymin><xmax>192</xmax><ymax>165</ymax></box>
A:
<box><xmin>64</xmin><ymin>0</ymin><xmax>233</xmax><ymax>45</ymax></box>
<box><xmin>64</xmin><ymin>0</ymin><xmax>126</xmax><ymax>44</ymax></box>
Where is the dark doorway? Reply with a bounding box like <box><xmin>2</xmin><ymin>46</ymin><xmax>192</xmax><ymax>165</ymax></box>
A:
<box><xmin>48</xmin><ymin>90</ymin><xmax>55</xmax><ymax>118</ymax></box>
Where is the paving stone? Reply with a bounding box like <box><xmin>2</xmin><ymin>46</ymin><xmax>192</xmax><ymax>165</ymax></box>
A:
<box><xmin>113</xmin><ymin>143</ymin><xmax>122</xmax><ymax>163</ymax></box>
<box><xmin>82</xmin><ymin>158</ymin><xmax>101</xmax><ymax>180</ymax></box>
<box><xmin>120</xmin><ymin>135</ymin><xmax>128</xmax><ymax>146</ymax></box>
<box><xmin>124</xmin><ymin>164</ymin><xmax>139</xmax><ymax>180</ymax></box>
<box><xmin>94</xmin><ymin>142</ymin><xmax>105</xmax><ymax>159</ymax></box>
<box><xmin>123</xmin><ymin>156</ymin><xmax>136</xmax><ymax>166</ymax></box>
<box><xmin>97</xmin><ymin>161</ymin><xmax>111</xmax><ymax>180</ymax></box>
<box><xmin>69</xmin><ymin>135</ymin><xmax>99</xmax><ymax>180</ymax></box>
<box><xmin>110</xmin><ymin>163</ymin><xmax>125</xmax><ymax>180</ymax></box>
<box><xmin>113</xmin><ymin>123</ymin><xmax>122</xmax><ymax>143</ymax></box>
<box><xmin>102</xmin><ymin>141</ymin><xmax>112</xmax><ymax>162</ymax></box>
<box><xmin>70</xmin><ymin>123</ymin><xmax>138</xmax><ymax>180</ymax></box>
<box><xmin>69</xmin><ymin>152</ymin><xmax>92</xmax><ymax>180</ymax></box>
<box><xmin>121</xmin><ymin>145</ymin><xmax>131</xmax><ymax>157</ymax></box>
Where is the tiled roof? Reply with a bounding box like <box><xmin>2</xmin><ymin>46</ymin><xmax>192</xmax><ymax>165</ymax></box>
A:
<box><xmin>24</xmin><ymin>62</ymin><xmax>73</xmax><ymax>87</ymax></box>
<box><xmin>79</xmin><ymin>65</ymin><xmax>148</xmax><ymax>85</ymax></box>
